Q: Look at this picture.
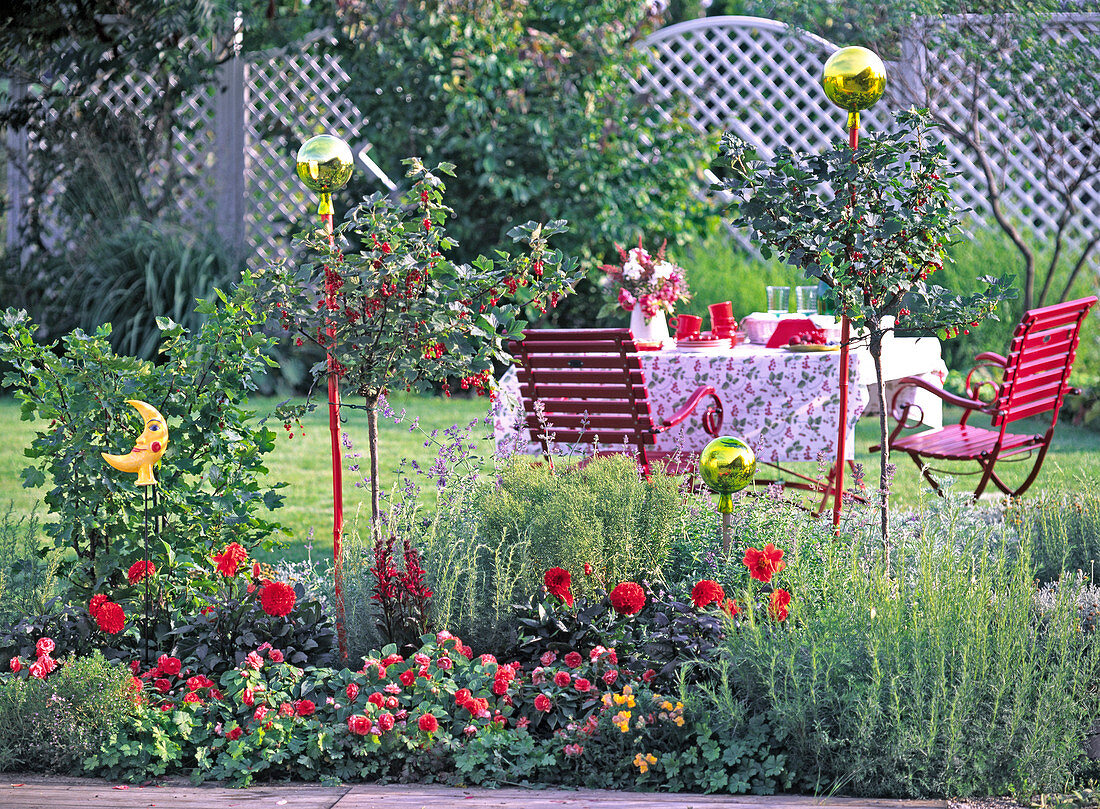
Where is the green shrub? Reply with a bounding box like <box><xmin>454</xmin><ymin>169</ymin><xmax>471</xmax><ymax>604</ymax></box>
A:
<box><xmin>477</xmin><ymin>455</ymin><xmax>685</xmax><ymax>590</ymax></box>
<box><xmin>0</xmin><ymin>505</ymin><xmax>59</xmax><ymax>629</ymax></box>
<box><xmin>1021</xmin><ymin>492</ymin><xmax>1100</xmax><ymax>585</ymax></box>
<box><xmin>49</xmin><ymin>221</ymin><xmax>242</xmax><ymax>362</ymax></box>
<box><xmin>334</xmin><ymin>0</ymin><xmax>711</xmax><ymax>270</ymax></box>
<box><xmin>0</xmin><ymin>651</ymin><xmax>135</xmax><ymax>773</ymax></box>
<box><xmin>717</xmin><ymin>500</ymin><xmax>1100</xmax><ymax>797</ymax></box>
<box><xmin>0</xmin><ymin>275</ymin><xmax>297</xmax><ymax>606</ymax></box>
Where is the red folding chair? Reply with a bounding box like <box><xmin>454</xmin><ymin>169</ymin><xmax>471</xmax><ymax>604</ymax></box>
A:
<box><xmin>507</xmin><ymin>329</ymin><xmax>724</xmax><ymax>476</ymax></box>
<box><xmin>885</xmin><ymin>296</ymin><xmax>1097</xmax><ymax>498</ymax></box>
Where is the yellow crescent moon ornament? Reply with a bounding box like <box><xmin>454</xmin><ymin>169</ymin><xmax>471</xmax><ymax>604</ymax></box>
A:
<box><xmin>296</xmin><ymin>134</ymin><xmax>353</xmax><ymax>216</ymax></box>
<box><xmin>102</xmin><ymin>400</ymin><xmax>169</xmax><ymax>486</ymax></box>
<box><xmin>822</xmin><ymin>46</ymin><xmax>887</xmax><ymax>131</ymax></box>
<box><xmin>699</xmin><ymin>436</ymin><xmax>757</xmax><ymax>514</ymax></box>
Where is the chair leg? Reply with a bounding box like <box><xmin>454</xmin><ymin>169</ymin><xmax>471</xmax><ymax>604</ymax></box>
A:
<box><xmin>988</xmin><ymin>442</ymin><xmax>1052</xmax><ymax>498</ymax></box>
<box><xmin>972</xmin><ymin>457</ymin><xmax>996</xmax><ymax>499</ymax></box>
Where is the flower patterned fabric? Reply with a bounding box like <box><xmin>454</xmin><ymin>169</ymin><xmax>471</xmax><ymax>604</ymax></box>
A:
<box><xmin>494</xmin><ymin>338</ymin><xmax>945</xmax><ymax>463</ymax></box>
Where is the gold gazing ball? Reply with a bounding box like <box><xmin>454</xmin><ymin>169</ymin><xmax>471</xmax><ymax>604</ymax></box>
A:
<box><xmin>699</xmin><ymin>436</ymin><xmax>757</xmax><ymax>496</ymax></box>
<box><xmin>296</xmin><ymin>135</ymin><xmax>354</xmax><ymax>194</ymax></box>
<box><xmin>822</xmin><ymin>46</ymin><xmax>887</xmax><ymax>112</ymax></box>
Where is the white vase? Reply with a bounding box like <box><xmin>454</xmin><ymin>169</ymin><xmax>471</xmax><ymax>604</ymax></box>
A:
<box><xmin>629</xmin><ymin>304</ymin><xmax>671</xmax><ymax>343</ymax></box>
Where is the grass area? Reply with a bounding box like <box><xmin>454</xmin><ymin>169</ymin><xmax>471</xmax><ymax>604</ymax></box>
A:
<box><xmin>2</xmin><ymin>392</ymin><xmax>1098</xmax><ymax>565</ymax></box>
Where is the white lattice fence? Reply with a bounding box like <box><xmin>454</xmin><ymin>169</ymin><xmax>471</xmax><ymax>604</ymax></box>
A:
<box><xmin>8</xmin><ymin>14</ymin><xmax>1097</xmax><ymax>274</ymax></box>
<box><xmin>633</xmin><ymin>14</ymin><xmax>1100</xmax><ymax>265</ymax></box>
<box><xmin>244</xmin><ymin>39</ymin><xmax>368</xmax><ymax>267</ymax></box>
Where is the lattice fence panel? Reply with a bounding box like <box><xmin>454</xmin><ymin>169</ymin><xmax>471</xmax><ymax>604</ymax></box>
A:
<box><xmin>244</xmin><ymin>38</ymin><xmax>368</xmax><ymax>268</ymax></box>
<box><xmin>12</xmin><ymin>66</ymin><xmax>218</xmax><ymax>252</ymax></box>
<box><xmin>633</xmin><ymin>14</ymin><xmax>1099</xmax><ymax>266</ymax></box>
<box><xmin>891</xmin><ymin>13</ymin><xmax>1100</xmax><ymax>262</ymax></box>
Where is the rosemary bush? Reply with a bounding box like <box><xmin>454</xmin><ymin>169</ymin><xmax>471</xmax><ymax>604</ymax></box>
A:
<box><xmin>0</xmin><ymin>651</ymin><xmax>135</xmax><ymax>773</ymax></box>
<box><xmin>0</xmin><ymin>505</ymin><xmax>59</xmax><ymax>629</ymax></box>
<box><xmin>717</xmin><ymin>496</ymin><xmax>1100</xmax><ymax>797</ymax></box>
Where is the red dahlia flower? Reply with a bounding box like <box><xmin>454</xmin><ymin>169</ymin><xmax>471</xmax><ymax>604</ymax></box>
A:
<box><xmin>88</xmin><ymin>595</ymin><xmax>109</xmax><ymax>618</ymax></box>
<box><xmin>377</xmin><ymin>712</ymin><xmax>395</xmax><ymax>731</ymax></box>
<box><xmin>35</xmin><ymin>637</ymin><xmax>55</xmax><ymax>657</ymax></box>
<box><xmin>690</xmin><ymin>579</ymin><xmax>725</xmax><ymax>609</ymax></box>
<box><xmin>259</xmin><ymin>581</ymin><xmax>296</xmax><ymax>617</ymax></box>
<box><xmin>609</xmin><ymin>582</ymin><xmax>646</xmax><ymax>615</ymax></box>
<box><xmin>564</xmin><ymin>651</ymin><xmax>583</xmax><ymax>668</ymax></box>
<box><xmin>213</xmin><ymin>542</ymin><xmax>248</xmax><ymax>577</ymax></box>
<box><xmin>227</xmin><ymin>726</ymin><xmax>243</xmax><ymax>740</ymax></box>
<box><xmin>543</xmin><ymin>567</ymin><xmax>574</xmax><ymax>606</ymax></box>
<box><xmin>95</xmin><ymin>601</ymin><xmax>126</xmax><ymax>634</ymax></box>
<box><xmin>295</xmin><ymin>699</ymin><xmax>316</xmax><ymax>717</ymax></box>
<box><xmin>743</xmin><ymin>543</ymin><xmax>785</xmax><ymax>583</ymax></box>
<box><xmin>574</xmin><ymin>678</ymin><xmax>591</xmax><ymax>692</ymax></box>
<box><xmin>418</xmin><ymin>713</ymin><xmax>439</xmax><ymax>733</ymax></box>
<box><xmin>346</xmin><ymin>683</ymin><xmax>360</xmax><ymax>702</ymax></box>
<box><xmin>769</xmin><ymin>588</ymin><xmax>792</xmax><ymax>621</ymax></box>
<box><xmin>554</xmin><ymin>671</ymin><xmax>571</xmax><ymax>687</ymax></box>
<box><xmin>127</xmin><ymin>560</ymin><xmax>156</xmax><ymax>585</ymax></box>
<box><xmin>534</xmin><ymin>694</ymin><xmax>552</xmax><ymax>712</ymax></box>
<box><xmin>9</xmin><ymin>657</ymin><xmax>22</xmax><ymax>673</ymax></box>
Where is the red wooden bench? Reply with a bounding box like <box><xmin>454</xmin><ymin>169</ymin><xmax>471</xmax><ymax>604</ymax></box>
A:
<box><xmin>885</xmin><ymin>296</ymin><xmax>1097</xmax><ymax>498</ymax></box>
<box><xmin>507</xmin><ymin>329</ymin><xmax>723</xmax><ymax>476</ymax></box>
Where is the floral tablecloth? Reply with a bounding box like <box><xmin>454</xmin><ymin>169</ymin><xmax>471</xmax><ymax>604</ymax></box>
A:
<box><xmin>493</xmin><ymin>337</ymin><xmax>946</xmax><ymax>463</ymax></box>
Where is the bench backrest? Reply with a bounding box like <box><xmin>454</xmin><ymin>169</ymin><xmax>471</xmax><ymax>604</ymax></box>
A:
<box><xmin>507</xmin><ymin>328</ymin><xmax>657</xmax><ymax>455</ymax></box>
<box><xmin>993</xmin><ymin>296</ymin><xmax>1097</xmax><ymax>427</ymax></box>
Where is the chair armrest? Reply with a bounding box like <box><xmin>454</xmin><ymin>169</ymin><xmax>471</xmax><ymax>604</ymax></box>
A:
<box><xmin>890</xmin><ymin>375</ymin><xmax>992</xmax><ymax>412</ymax></box>
<box><xmin>657</xmin><ymin>385</ymin><xmax>721</xmax><ymax>432</ymax></box>
<box><xmin>973</xmin><ymin>351</ymin><xmax>1007</xmax><ymax>367</ymax></box>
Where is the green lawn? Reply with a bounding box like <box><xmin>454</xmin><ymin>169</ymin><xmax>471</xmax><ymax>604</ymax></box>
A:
<box><xmin>2</xmin><ymin>392</ymin><xmax>1098</xmax><ymax>564</ymax></box>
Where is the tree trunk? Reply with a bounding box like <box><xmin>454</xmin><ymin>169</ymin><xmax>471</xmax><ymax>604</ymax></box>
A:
<box><xmin>868</xmin><ymin>326</ymin><xmax>891</xmax><ymax>566</ymax></box>
<box><xmin>365</xmin><ymin>393</ymin><xmax>381</xmax><ymax>540</ymax></box>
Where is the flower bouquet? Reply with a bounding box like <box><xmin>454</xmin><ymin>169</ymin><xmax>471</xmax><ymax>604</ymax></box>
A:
<box><xmin>598</xmin><ymin>239</ymin><xmax>690</xmax><ymax>324</ymax></box>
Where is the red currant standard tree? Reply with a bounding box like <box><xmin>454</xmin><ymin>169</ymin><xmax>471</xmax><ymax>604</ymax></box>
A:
<box><xmin>715</xmin><ymin>109</ymin><xmax>1016</xmax><ymax>546</ymax></box>
<box><xmin>260</xmin><ymin>158</ymin><xmax>582</xmax><ymax>536</ymax></box>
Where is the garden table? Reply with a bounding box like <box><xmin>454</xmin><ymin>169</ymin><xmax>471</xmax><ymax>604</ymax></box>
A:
<box><xmin>493</xmin><ymin>336</ymin><xmax>946</xmax><ymax>464</ymax></box>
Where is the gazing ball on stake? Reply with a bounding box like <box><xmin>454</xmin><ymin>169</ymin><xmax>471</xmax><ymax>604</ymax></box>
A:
<box><xmin>296</xmin><ymin>135</ymin><xmax>353</xmax><ymax>215</ymax></box>
<box><xmin>822</xmin><ymin>46</ymin><xmax>887</xmax><ymax>130</ymax></box>
<box><xmin>699</xmin><ymin>436</ymin><xmax>756</xmax><ymax>514</ymax></box>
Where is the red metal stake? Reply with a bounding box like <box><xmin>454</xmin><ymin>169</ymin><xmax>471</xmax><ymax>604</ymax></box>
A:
<box><xmin>832</xmin><ymin>119</ymin><xmax>860</xmax><ymax>527</ymax></box>
<box><xmin>322</xmin><ymin>212</ymin><xmax>349</xmax><ymax>659</ymax></box>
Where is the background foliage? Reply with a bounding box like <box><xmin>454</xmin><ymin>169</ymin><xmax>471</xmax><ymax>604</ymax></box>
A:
<box><xmin>0</xmin><ymin>275</ymin><xmax>291</xmax><ymax>602</ymax></box>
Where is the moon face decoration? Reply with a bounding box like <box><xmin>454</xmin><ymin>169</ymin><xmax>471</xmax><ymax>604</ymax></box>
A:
<box><xmin>102</xmin><ymin>399</ymin><xmax>169</xmax><ymax>487</ymax></box>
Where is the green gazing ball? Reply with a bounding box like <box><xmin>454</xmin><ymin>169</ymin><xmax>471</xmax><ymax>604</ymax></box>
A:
<box><xmin>699</xmin><ymin>436</ymin><xmax>756</xmax><ymax>501</ymax></box>
<box><xmin>296</xmin><ymin>135</ymin><xmax>353</xmax><ymax>194</ymax></box>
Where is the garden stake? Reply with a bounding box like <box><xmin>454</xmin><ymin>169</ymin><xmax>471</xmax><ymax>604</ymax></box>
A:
<box><xmin>821</xmin><ymin>46</ymin><xmax>886</xmax><ymax>528</ymax></box>
<box><xmin>101</xmin><ymin>399</ymin><xmax>168</xmax><ymax>666</ymax></box>
<box><xmin>296</xmin><ymin>134</ymin><xmax>354</xmax><ymax>659</ymax></box>
<box><xmin>698</xmin><ymin>436</ymin><xmax>756</xmax><ymax>555</ymax></box>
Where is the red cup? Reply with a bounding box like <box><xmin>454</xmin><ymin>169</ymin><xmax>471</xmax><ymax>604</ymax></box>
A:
<box><xmin>670</xmin><ymin>314</ymin><xmax>702</xmax><ymax>340</ymax></box>
<box><xmin>709</xmin><ymin>301</ymin><xmax>736</xmax><ymax>337</ymax></box>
